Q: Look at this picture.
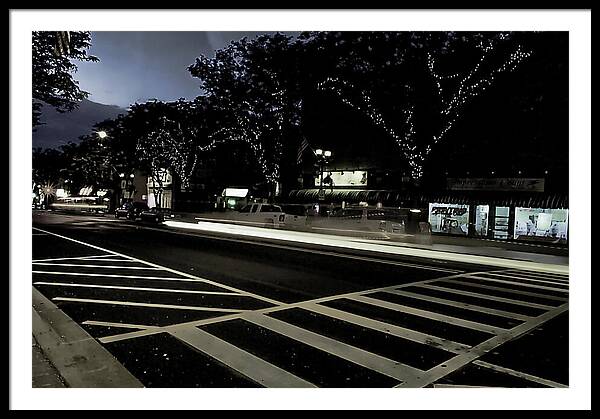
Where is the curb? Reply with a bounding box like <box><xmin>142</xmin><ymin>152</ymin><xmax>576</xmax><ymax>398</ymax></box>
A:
<box><xmin>32</xmin><ymin>287</ymin><xmax>144</xmax><ymax>388</ymax></box>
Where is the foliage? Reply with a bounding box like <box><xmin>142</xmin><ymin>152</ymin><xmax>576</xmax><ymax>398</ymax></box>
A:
<box><xmin>32</xmin><ymin>31</ymin><xmax>99</xmax><ymax>128</ymax></box>
<box><xmin>299</xmin><ymin>32</ymin><xmax>534</xmax><ymax>179</ymax></box>
<box><xmin>188</xmin><ymin>33</ymin><xmax>303</xmax><ymax>189</ymax></box>
<box><xmin>33</xmin><ymin>31</ymin><xmax>566</xmax><ymax>197</ymax></box>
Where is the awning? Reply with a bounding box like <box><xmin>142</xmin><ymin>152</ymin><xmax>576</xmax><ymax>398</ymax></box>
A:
<box><xmin>286</xmin><ymin>189</ymin><xmax>568</xmax><ymax>209</ymax></box>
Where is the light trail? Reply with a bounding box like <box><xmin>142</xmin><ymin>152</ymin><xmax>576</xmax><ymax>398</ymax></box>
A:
<box><xmin>163</xmin><ymin>220</ymin><xmax>568</xmax><ymax>275</ymax></box>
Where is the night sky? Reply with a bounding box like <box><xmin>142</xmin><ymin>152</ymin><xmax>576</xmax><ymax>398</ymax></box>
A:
<box><xmin>75</xmin><ymin>31</ymin><xmax>295</xmax><ymax>108</ymax></box>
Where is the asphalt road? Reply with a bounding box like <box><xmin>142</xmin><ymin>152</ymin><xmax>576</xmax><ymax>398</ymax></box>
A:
<box><xmin>31</xmin><ymin>211</ymin><xmax>569</xmax><ymax>388</ymax></box>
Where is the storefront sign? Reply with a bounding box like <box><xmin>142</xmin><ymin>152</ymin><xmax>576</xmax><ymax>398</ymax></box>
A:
<box><xmin>447</xmin><ymin>178</ymin><xmax>545</xmax><ymax>192</ymax></box>
<box><xmin>315</xmin><ymin>170</ymin><xmax>368</xmax><ymax>187</ymax></box>
<box><xmin>79</xmin><ymin>186</ymin><xmax>93</xmax><ymax>196</ymax></box>
<box><xmin>428</xmin><ymin>203</ymin><xmax>470</xmax><ymax>235</ymax></box>
<box><xmin>223</xmin><ymin>188</ymin><xmax>248</xmax><ymax>198</ymax></box>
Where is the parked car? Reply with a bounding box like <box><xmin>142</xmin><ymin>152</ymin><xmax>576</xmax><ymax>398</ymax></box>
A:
<box><xmin>140</xmin><ymin>207</ymin><xmax>165</xmax><ymax>224</ymax></box>
<box><xmin>237</xmin><ymin>203</ymin><xmax>286</xmax><ymax>227</ymax></box>
<box><xmin>115</xmin><ymin>202</ymin><xmax>149</xmax><ymax>220</ymax></box>
<box><xmin>280</xmin><ymin>204</ymin><xmax>312</xmax><ymax>229</ymax></box>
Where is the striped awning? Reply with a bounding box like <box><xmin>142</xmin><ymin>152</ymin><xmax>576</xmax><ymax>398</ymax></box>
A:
<box><xmin>286</xmin><ymin>189</ymin><xmax>568</xmax><ymax>209</ymax></box>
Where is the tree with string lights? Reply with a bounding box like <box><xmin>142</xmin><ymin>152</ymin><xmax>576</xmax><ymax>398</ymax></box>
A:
<box><xmin>136</xmin><ymin>116</ymin><xmax>173</xmax><ymax>209</ymax></box>
<box><xmin>304</xmin><ymin>32</ymin><xmax>534</xmax><ymax>181</ymax></box>
<box><xmin>188</xmin><ymin>33</ymin><xmax>304</xmax><ymax>196</ymax></box>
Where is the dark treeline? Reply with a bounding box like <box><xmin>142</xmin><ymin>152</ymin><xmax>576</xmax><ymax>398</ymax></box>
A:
<box><xmin>33</xmin><ymin>31</ymin><xmax>567</xmax><ymax>197</ymax></box>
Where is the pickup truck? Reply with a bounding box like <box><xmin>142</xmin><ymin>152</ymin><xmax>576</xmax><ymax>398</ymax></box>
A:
<box><xmin>237</xmin><ymin>203</ymin><xmax>286</xmax><ymax>228</ymax></box>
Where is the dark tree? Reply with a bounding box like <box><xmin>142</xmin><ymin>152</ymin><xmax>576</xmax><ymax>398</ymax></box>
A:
<box><xmin>188</xmin><ymin>33</ymin><xmax>304</xmax><ymax>195</ymax></box>
<box><xmin>32</xmin><ymin>147</ymin><xmax>67</xmax><ymax>187</ymax></box>
<box><xmin>300</xmin><ymin>32</ymin><xmax>534</xmax><ymax>180</ymax></box>
<box><xmin>32</xmin><ymin>31</ymin><xmax>98</xmax><ymax>128</ymax></box>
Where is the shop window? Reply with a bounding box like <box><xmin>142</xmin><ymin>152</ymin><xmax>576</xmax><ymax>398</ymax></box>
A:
<box><xmin>514</xmin><ymin>207</ymin><xmax>569</xmax><ymax>241</ymax></box>
<box><xmin>428</xmin><ymin>203</ymin><xmax>470</xmax><ymax>235</ymax></box>
<box><xmin>474</xmin><ymin>205</ymin><xmax>490</xmax><ymax>237</ymax></box>
<box><xmin>493</xmin><ymin>206</ymin><xmax>510</xmax><ymax>239</ymax></box>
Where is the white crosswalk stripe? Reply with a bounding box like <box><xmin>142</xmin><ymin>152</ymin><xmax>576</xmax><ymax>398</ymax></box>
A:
<box><xmin>32</xmin><ymin>227</ymin><xmax>568</xmax><ymax>388</ymax></box>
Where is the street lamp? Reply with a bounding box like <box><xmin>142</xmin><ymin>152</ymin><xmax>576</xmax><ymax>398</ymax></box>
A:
<box><xmin>315</xmin><ymin>148</ymin><xmax>332</xmax><ymax>201</ymax></box>
<box><xmin>97</xmin><ymin>130</ymin><xmax>108</xmax><ymax>139</ymax></box>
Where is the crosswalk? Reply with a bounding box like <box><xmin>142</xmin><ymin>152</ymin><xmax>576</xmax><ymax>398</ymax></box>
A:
<box><xmin>32</xmin><ymin>227</ymin><xmax>568</xmax><ymax>388</ymax></box>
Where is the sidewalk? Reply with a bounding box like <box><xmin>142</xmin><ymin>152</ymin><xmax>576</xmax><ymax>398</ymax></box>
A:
<box><xmin>32</xmin><ymin>335</ymin><xmax>67</xmax><ymax>388</ymax></box>
<box><xmin>32</xmin><ymin>287</ymin><xmax>143</xmax><ymax>388</ymax></box>
<box><xmin>167</xmin><ymin>211</ymin><xmax>568</xmax><ymax>267</ymax></box>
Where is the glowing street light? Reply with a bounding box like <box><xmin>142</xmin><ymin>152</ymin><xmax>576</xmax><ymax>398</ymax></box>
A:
<box><xmin>97</xmin><ymin>130</ymin><xmax>108</xmax><ymax>139</ymax></box>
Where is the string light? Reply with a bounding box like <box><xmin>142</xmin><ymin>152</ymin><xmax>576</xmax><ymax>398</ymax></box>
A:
<box><xmin>319</xmin><ymin>33</ymin><xmax>532</xmax><ymax>180</ymax></box>
<box><xmin>428</xmin><ymin>36</ymin><xmax>532</xmax><ymax>151</ymax></box>
<box><xmin>206</xmin><ymin>70</ymin><xmax>297</xmax><ymax>184</ymax></box>
<box><xmin>317</xmin><ymin>77</ymin><xmax>422</xmax><ymax>178</ymax></box>
<box><xmin>138</xmin><ymin>116</ymin><xmax>199</xmax><ymax>189</ymax></box>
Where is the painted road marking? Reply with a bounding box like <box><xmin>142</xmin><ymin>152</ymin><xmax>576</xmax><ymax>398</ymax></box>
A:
<box><xmin>444</xmin><ymin>279</ymin><xmax>568</xmax><ymax>302</ymax></box>
<box><xmin>481</xmin><ymin>271</ymin><xmax>569</xmax><ymax>286</ymax></box>
<box><xmin>34</xmin><ymin>282</ymin><xmax>245</xmax><ymax>296</ymax></box>
<box><xmin>95</xmin><ymin>273</ymin><xmax>470</xmax><ymax>343</ymax></box>
<box><xmin>472</xmin><ymin>360</ymin><xmax>568</xmax><ymax>388</ymax></box>
<box><xmin>395</xmin><ymin>303</ymin><xmax>568</xmax><ymax>388</ymax></box>
<box><xmin>241</xmin><ymin>311</ymin><xmax>422</xmax><ymax>383</ymax></box>
<box><xmin>383</xmin><ymin>289</ymin><xmax>531</xmax><ymax>321</ymax></box>
<box><xmin>32</xmin><ymin>227</ymin><xmax>283</xmax><ymax>306</ymax></box>
<box><xmin>486</xmin><ymin>271</ymin><xmax>569</xmax><ymax>285</ymax></box>
<box><xmin>52</xmin><ymin>297</ymin><xmax>247</xmax><ymax>313</ymax></box>
<box><xmin>500</xmin><ymin>269</ymin><xmax>569</xmax><ymax>279</ymax></box>
<box><xmin>301</xmin><ymin>302</ymin><xmax>471</xmax><ymax>354</ymax></box>
<box><xmin>466</xmin><ymin>275</ymin><xmax>569</xmax><ymax>294</ymax></box>
<box><xmin>417</xmin><ymin>284</ymin><xmax>556</xmax><ymax>310</ymax></box>
<box><xmin>348</xmin><ymin>294</ymin><xmax>505</xmax><ymax>335</ymax></box>
<box><xmin>32</xmin><ymin>255</ymin><xmax>114</xmax><ymax>263</ymax></box>
<box><xmin>82</xmin><ymin>320</ymin><xmax>160</xmax><ymax>330</ymax></box>
<box><xmin>32</xmin><ymin>271</ymin><xmax>229</xmax><ymax>283</ymax></box>
<box><xmin>32</xmin><ymin>225</ymin><xmax>568</xmax><ymax>388</ymax></box>
<box><xmin>168</xmin><ymin>326</ymin><xmax>317</xmax><ymax>388</ymax></box>
<box><xmin>77</xmin><ymin>259</ymin><xmax>141</xmax><ymax>263</ymax></box>
<box><xmin>32</xmin><ymin>263</ymin><xmax>162</xmax><ymax>270</ymax></box>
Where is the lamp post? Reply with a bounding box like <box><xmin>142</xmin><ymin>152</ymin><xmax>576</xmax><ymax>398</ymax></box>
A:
<box><xmin>127</xmin><ymin>173</ymin><xmax>135</xmax><ymax>200</ymax></box>
<box><xmin>315</xmin><ymin>148</ymin><xmax>332</xmax><ymax>202</ymax></box>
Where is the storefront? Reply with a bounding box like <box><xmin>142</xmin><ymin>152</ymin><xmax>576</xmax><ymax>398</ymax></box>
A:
<box><xmin>426</xmin><ymin>201</ymin><xmax>568</xmax><ymax>244</ymax></box>
<box><xmin>287</xmin><ymin>187</ymin><xmax>568</xmax><ymax>244</ymax></box>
